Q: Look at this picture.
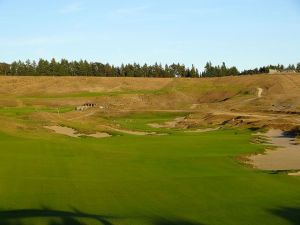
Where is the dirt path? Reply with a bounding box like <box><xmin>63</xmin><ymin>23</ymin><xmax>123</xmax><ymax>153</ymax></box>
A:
<box><xmin>248</xmin><ymin>129</ymin><xmax>300</xmax><ymax>171</ymax></box>
<box><xmin>257</xmin><ymin>88</ymin><xmax>263</xmax><ymax>98</ymax></box>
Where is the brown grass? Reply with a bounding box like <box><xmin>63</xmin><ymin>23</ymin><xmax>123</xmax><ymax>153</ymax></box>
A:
<box><xmin>0</xmin><ymin>74</ymin><xmax>299</xmax><ymax>132</ymax></box>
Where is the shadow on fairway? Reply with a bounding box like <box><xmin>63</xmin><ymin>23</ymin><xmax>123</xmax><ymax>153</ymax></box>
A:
<box><xmin>0</xmin><ymin>208</ymin><xmax>115</xmax><ymax>225</ymax></box>
<box><xmin>0</xmin><ymin>209</ymin><xmax>207</xmax><ymax>225</ymax></box>
<box><xmin>153</xmin><ymin>218</ymin><xmax>205</xmax><ymax>225</ymax></box>
<box><xmin>269</xmin><ymin>207</ymin><xmax>300</xmax><ymax>225</ymax></box>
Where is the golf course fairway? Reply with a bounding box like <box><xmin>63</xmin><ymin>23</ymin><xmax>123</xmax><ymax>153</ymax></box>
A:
<box><xmin>0</xmin><ymin>125</ymin><xmax>299</xmax><ymax>225</ymax></box>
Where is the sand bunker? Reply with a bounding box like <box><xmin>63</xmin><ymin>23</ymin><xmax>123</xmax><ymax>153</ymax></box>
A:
<box><xmin>289</xmin><ymin>171</ymin><xmax>300</xmax><ymax>176</ymax></box>
<box><xmin>45</xmin><ymin>126</ymin><xmax>111</xmax><ymax>138</ymax></box>
<box><xmin>248</xmin><ymin>129</ymin><xmax>300</xmax><ymax>171</ymax></box>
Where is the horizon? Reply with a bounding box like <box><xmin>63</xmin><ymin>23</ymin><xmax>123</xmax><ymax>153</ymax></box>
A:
<box><xmin>0</xmin><ymin>0</ymin><xmax>300</xmax><ymax>70</ymax></box>
<box><xmin>1</xmin><ymin>58</ymin><xmax>299</xmax><ymax>74</ymax></box>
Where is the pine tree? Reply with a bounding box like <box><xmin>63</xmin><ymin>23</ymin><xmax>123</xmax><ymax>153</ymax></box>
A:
<box><xmin>296</xmin><ymin>63</ymin><xmax>300</xmax><ymax>72</ymax></box>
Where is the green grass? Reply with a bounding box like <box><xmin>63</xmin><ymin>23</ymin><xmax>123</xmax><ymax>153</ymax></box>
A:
<box><xmin>107</xmin><ymin>112</ymin><xmax>188</xmax><ymax>132</ymax></box>
<box><xmin>0</xmin><ymin>112</ymin><xmax>299</xmax><ymax>225</ymax></box>
<box><xmin>0</xmin><ymin>106</ymin><xmax>73</xmax><ymax>117</ymax></box>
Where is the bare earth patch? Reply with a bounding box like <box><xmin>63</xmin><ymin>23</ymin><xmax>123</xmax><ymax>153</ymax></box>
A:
<box><xmin>45</xmin><ymin>126</ymin><xmax>111</xmax><ymax>138</ymax></box>
<box><xmin>248</xmin><ymin>129</ymin><xmax>300</xmax><ymax>171</ymax></box>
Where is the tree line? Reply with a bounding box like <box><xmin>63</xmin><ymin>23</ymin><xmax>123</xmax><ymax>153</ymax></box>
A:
<box><xmin>201</xmin><ymin>62</ymin><xmax>239</xmax><ymax>77</ymax></box>
<box><xmin>0</xmin><ymin>59</ymin><xmax>200</xmax><ymax>78</ymax></box>
<box><xmin>0</xmin><ymin>59</ymin><xmax>299</xmax><ymax>77</ymax></box>
<box><xmin>240</xmin><ymin>64</ymin><xmax>300</xmax><ymax>75</ymax></box>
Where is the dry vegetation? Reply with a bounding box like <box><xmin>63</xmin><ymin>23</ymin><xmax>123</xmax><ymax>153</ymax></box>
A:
<box><xmin>0</xmin><ymin>74</ymin><xmax>299</xmax><ymax>134</ymax></box>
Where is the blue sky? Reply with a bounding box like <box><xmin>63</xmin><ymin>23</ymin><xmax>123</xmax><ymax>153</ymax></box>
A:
<box><xmin>0</xmin><ymin>0</ymin><xmax>299</xmax><ymax>70</ymax></box>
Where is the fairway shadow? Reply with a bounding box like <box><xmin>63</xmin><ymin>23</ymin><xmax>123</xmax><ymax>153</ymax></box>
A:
<box><xmin>0</xmin><ymin>209</ymin><xmax>207</xmax><ymax>225</ymax></box>
<box><xmin>269</xmin><ymin>207</ymin><xmax>300</xmax><ymax>225</ymax></box>
<box><xmin>0</xmin><ymin>208</ymin><xmax>115</xmax><ymax>225</ymax></box>
<box><xmin>153</xmin><ymin>218</ymin><xmax>205</xmax><ymax>225</ymax></box>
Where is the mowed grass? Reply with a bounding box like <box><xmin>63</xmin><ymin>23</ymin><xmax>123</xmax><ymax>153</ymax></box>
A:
<box><xmin>0</xmin><ymin>115</ymin><xmax>299</xmax><ymax>225</ymax></box>
<box><xmin>0</xmin><ymin>106</ymin><xmax>73</xmax><ymax>117</ymax></box>
<box><xmin>107</xmin><ymin>112</ymin><xmax>189</xmax><ymax>132</ymax></box>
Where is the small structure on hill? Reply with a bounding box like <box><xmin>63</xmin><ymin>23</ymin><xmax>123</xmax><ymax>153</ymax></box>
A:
<box><xmin>76</xmin><ymin>103</ymin><xmax>97</xmax><ymax>111</ymax></box>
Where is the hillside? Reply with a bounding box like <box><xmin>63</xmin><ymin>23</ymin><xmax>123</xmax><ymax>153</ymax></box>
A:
<box><xmin>0</xmin><ymin>74</ymin><xmax>299</xmax><ymax>132</ymax></box>
<box><xmin>0</xmin><ymin>74</ymin><xmax>299</xmax><ymax>225</ymax></box>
